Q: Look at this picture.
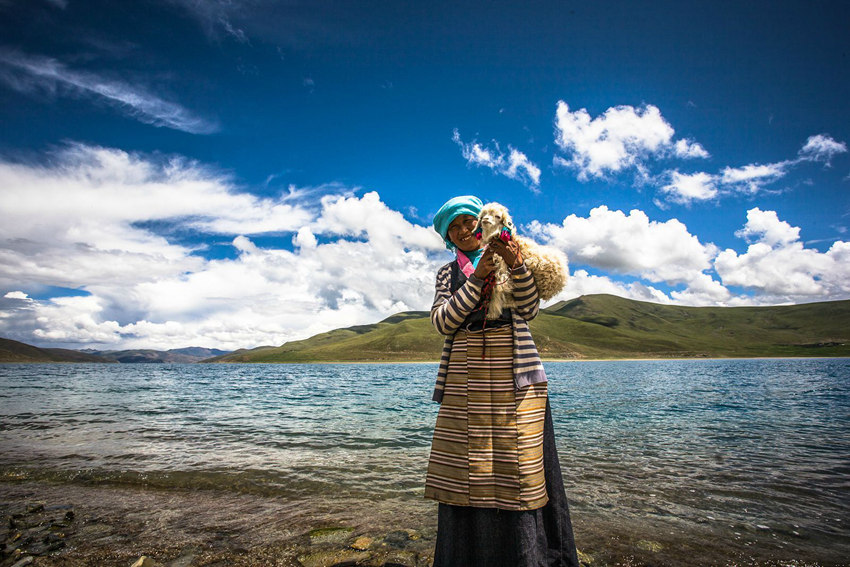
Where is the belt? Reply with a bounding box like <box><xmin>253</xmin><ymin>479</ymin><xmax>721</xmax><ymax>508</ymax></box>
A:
<box><xmin>463</xmin><ymin>319</ymin><xmax>512</xmax><ymax>333</ymax></box>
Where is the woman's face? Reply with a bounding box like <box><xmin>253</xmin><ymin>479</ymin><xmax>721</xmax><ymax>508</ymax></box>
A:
<box><xmin>447</xmin><ymin>214</ymin><xmax>481</xmax><ymax>252</ymax></box>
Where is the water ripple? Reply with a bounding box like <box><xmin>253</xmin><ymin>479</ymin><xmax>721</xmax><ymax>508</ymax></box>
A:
<box><xmin>1</xmin><ymin>359</ymin><xmax>848</xmax><ymax>559</ymax></box>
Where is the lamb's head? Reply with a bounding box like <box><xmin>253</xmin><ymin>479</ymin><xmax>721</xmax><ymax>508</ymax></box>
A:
<box><xmin>475</xmin><ymin>202</ymin><xmax>515</xmax><ymax>243</ymax></box>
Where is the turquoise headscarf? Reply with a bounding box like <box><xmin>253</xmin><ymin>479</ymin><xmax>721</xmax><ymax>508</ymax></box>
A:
<box><xmin>432</xmin><ymin>195</ymin><xmax>484</xmax><ymax>250</ymax></box>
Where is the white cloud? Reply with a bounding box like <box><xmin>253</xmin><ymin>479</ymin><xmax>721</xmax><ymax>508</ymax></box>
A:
<box><xmin>715</xmin><ymin>208</ymin><xmax>850</xmax><ymax>301</ymax></box>
<box><xmin>798</xmin><ymin>134</ymin><xmax>848</xmax><ymax>164</ymax></box>
<box><xmin>506</xmin><ymin>149</ymin><xmax>542</xmax><ymax>187</ymax></box>
<box><xmin>528</xmin><ymin>205</ymin><xmax>718</xmax><ymax>286</ymax></box>
<box><xmin>3</xmin><ymin>291</ymin><xmax>30</xmax><ymax>300</ymax></box>
<box><xmin>674</xmin><ymin>139</ymin><xmax>710</xmax><ymax>159</ymax></box>
<box><xmin>3</xmin><ymin>143</ymin><xmax>847</xmax><ymax>350</ymax></box>
<box><xmin>0</xmin><ymin>50</ymin><xmax>218</xmax><ymax>134</ymax></box>
<box><xmin>0</xmin><ymin>146</ymin><xmax>447</xmax><ymax>349</ymax></box>
<box><xmin>550</xmin><ymin>269</ymin><xmax>673</xmax><ymax>305</ymax></box>
<box><xmin>552</xmin><ymin>101</ymin><xmax>847</xmax><ymax>207</ymax></box>
<box><xmin>733</xmin><ymin>208</ymin><xmax>799</xmax><ymax>246</ymax></box>
<box><xmin>453</xmin><ymin>129</ymin><xmax>541</xmax><ymax>189</ymax></box>
<box><xmin>655</xmin><ymin>134</ymin><xmax>849</xmax><ymax>206</ymax></box>
<box><xmin>553</xmin><ymin>101</ymin><xmax>707</xmax><ymax>181</ymax></box>
<box><xmin>659</xmin><ymin>171</ymin><xmax>718</xmax><ymax>204</ymax></box>
<box><xmin>719</xmin><ymin>162</ymin><xmax>789</xmax><ymax>194</ymax></box>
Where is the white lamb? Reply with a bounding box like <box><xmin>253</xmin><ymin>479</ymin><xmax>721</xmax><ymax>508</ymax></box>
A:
<box><xmin>475</xmin><ymin>202</ymin><xmax>569</xmax><ymax>319</ymax></box>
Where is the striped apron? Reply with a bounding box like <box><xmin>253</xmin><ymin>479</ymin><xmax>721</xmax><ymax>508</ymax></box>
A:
<box><xmin>424</xmin><ymin>326</ymin><xmax>549</xmax><ymax>511</ymax></box>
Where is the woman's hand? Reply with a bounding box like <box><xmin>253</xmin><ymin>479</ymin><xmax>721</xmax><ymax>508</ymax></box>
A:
<box><xmin>489</xmin><ymin>239</ymin><xmax>523</xmax><ymax>269</ymax></box>
<box><xmin>472</xmin><ymin>246</ymin><xmax>496</xmax><ymax>279</ymax></box>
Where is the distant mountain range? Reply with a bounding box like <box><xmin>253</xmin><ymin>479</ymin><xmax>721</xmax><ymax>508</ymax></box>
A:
<box><xmin>2</xmin><ymin>294</ymin><xmax>848</xmax><ymax>364</ymax></box>
<box><xmin>0</xmin><ymin>340</ymin><xmax>229</xmax><ymax>363</ymax></box>
<box><xmin>207</xmin><ymin>294</ymin><xmax>850</xmax><ymax>362</ymax></box>
<box><xmin>0</xmin><ymin>338</ymin><xmax>117</xmax><ymax>363</ymax></box>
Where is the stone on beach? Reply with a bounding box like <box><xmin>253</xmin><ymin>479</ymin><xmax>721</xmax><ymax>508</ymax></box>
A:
<box><xmin>308</xmin><ymin>526</ymin><xmax>355</xmax><ymax>546</ymax></box>
<box><xmin>2</xmin><ymin>499</ymin><xmax>74</xmax><ymax>562</ymax></box>
<box><xmin>297</xmin><ymin>548</ymin><xmax>371</xmax><ymax>567</ymax></box>
<box><xmin>636</xmin><ymin>539</ymin><xmax>664</xmax><ymax>552</ymax></box>
<box><xmin>130</xmin><ymin>556</ymin><xmax>161</xmax><ymax>567</ymax></box>
<box><xmin>350</xmin><ymin>535</ymin><xmax>374</xmax><ymax>550</ymax></box>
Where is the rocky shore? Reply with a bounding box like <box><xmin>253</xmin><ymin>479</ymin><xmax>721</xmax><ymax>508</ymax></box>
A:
<box><xmin>1</xmin><ymin>482</ymin><xmax>439</xmax><ymax>567</ymax></box>
<box><xmin>2</xmin><ymin>480</ymin><xmax>840</xmax><ymax>567</ymax></box>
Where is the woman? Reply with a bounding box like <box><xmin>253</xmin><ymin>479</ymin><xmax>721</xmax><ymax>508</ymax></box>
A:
<box><xmin>425</xmin><ymin>195</ymin><xmax>579</xmax><ymax>567</ymax></box>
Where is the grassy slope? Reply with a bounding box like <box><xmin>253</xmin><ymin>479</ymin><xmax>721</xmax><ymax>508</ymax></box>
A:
<box><xmin>0</xmin><ymin>338</ymin><xmax>113</xmax><ymax>363</ymax></box>
<box><xmin>208</xmin><ymin>295</ymin><xmax>850</xmax><ymax>362</ymax></box>
<box><xmin>206</xmin><ymin>312</ymin><xmax>443</xmax><ymax>362</ymax></box>
<box><xmin>532</xmin><ymin>294</ymin><xmax>850</xmax><ymax>358</ymax></box>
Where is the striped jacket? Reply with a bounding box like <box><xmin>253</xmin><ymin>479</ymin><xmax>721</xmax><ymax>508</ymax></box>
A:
<box><xmin>431</xmin><ymin>260</ymin><xmax>547</xmax><ymax>403</ymax></box>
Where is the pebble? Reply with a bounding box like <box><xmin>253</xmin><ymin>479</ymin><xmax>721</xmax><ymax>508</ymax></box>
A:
<box><xmin>2</xmin><ymin>499</ymin><xmax>76</xmax><ymax>562</ymax></box>
<box><xmin>130</xmin><ymin>557</ymin><xmax>160</xmax><ymax>567</ymax></box>
<box><xmin>379</xmin><ymin>549</ymin><xmax>417</xmax><ymax>566</ymax></box>
<box><xmin>308</xmin><ymin>526</ymin><xmax>354</xmax><ymax>546</ymax></box>
<box><xmin>350</xmin><ymin>535</ymin><xmax>374</xmax><ymax>551</ymax></box>
<box><xmin>297</xmin><ymin>548</ymin><xmax>370</xmax><ymax>567</ymax></box>
<box><xmin>636</xmin><ymin>539</ymin><xmax>663</xmax><ymax>552</ymax></box>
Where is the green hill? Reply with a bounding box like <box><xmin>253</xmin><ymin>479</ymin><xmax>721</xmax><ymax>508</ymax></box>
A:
<box><xmin>207</xmin><ymin>294</ymin><xmax>850</xmax><ymax>362</ymax></box>
<box><xmin>0</xmin><ymin>338</ymin><xmax>114</xmax><ymax>363</ymax></box>
<box><xmin>204</xmin><ymin>311</ymin><xmax>442</xmax><ymax>362</ymax></box>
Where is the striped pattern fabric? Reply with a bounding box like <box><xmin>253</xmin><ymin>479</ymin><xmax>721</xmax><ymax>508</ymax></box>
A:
<box><xmin>425</xmin><ymin>327</ymin><xmax>549</xmax><ymax>510</ymax></box>
<box><xmin>431</xmin><ymin>260</ymin><xmax>546</xmax><ymax>403</ymax></box>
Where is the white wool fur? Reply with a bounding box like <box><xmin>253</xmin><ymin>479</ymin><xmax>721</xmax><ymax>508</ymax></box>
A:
<box><xmin>476</xmin><ymin>202</ymin><xmax>569</xmax><ymax>319</ymax></box>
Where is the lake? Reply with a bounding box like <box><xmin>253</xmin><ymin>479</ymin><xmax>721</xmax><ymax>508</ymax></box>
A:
<box><xmin>1</xmin><ymin>359</ymin><xmax>848</xmax><ymax>565</ymax></box>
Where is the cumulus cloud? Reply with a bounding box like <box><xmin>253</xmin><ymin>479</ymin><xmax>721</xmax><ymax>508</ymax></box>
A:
<box><xmin>674</xmin><ymin>139</ymin><xmax>710</xmax><ymax>159</ymax></box>
<box><xmin>659</xmin><ymin>171</ymin><xmax>718</xmax><ymax>205</ymax></box>
<box><xmin>0</xmin><ymin>145</ymin><xmax>447</xmax><ymax>349</ymax></box>
<box><xmin>715</xmin><ymin>208</ymin><xmax>850</xmax><ymax>301</ymax></box>
<box><xmin>733</xmin><ymin>208</ymin><xmax>800</xmax><ymax>246</ymax></box>
<box><xmin>3</xmin><ymin>143</ymin><xmax>847</xmax><ymax>349</ymax></box>
<box><xmin>3</xmin><ymin>291</ymin><xmax>30</xmax><ymax>300</ymax></box>
<box><xmin>531</xmin><ymin>205</ymin><xmax>849</xmax><ymax>305</ymax></box>
<box><xmin>553</xmin><ymin>101</ymin><xmax>708</xmax><ymax>181</ymax></box>
<box><xmin>553</xmin><ymin>269</ymin><xmax>673</xmax><ymax>305</ymax></box>
<box><xmin>453</xmin><ymin>129</ymin><xmax>541</xmax><ymax>189</ymax></box>
<box><xmin>551</xmin><ymin>102</ymin><xmax>847</xmax><ymax>207</ymax></box>
<box><xmin>0</xmin><ymin>143</ymin><xmax>314</xmax><ymax>289</ymax></box>
<box><xmin>528</xmin><ymin>205</ymin><xmax>718</xmax><ymax>285</ymax></box>
<box><xmin>0</xmin><ymin>50</ymin><xmax>218</xmax><ymax>134</ymax></box>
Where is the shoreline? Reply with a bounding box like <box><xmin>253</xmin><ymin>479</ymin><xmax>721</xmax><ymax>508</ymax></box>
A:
<box><xmin>208</xmin><ymin>355</ymin><xmax>850</xmax><ymax>364</ymax></box>
<box><xmin>4</xmin><ymin>356</ymin><xmax>849</xmax><ymax>365</ymax></box>
<box><xmin>2</xmin><ymin>479</ymin><xmax>845</xmax><ymax>567</ymax></box>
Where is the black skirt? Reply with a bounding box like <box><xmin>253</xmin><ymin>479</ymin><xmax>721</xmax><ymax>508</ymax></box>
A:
<box><xmin>432</xmin><ymin>399</ymin><xmax>580</xmax><ymax>567</ymax></box>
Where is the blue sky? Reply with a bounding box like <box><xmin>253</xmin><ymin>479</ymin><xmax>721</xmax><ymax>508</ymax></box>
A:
<box><xmin>1</xmin><ymin>0</ymin><xmax>848</xmax><ymax>349</ymax></box>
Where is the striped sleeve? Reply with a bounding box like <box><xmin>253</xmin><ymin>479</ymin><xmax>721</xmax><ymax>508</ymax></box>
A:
<box><xmin>432</xmin><ymin>337</ymin><xmax>453</xmax><ymax>403</ymax></box>
<box><xmin>511</xmin><ymin>313</ymin><xmax>547</xmax><ymax>387</ymax></box>
<box><xmin>430</xmin><ymin>263</ymin><xmax>484</xmax><ymax>336</ymax></box>
<box><xmin>510</xmin><ymin>263</ymin><xmax>540</xmax><ymax>321</ymax></box>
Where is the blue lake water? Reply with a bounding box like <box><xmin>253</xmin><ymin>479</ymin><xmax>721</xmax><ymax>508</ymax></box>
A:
<box><xmin>1</xmin><ymin>359</ymin><xmax>848</xmax><ymax>564</ymax></box>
